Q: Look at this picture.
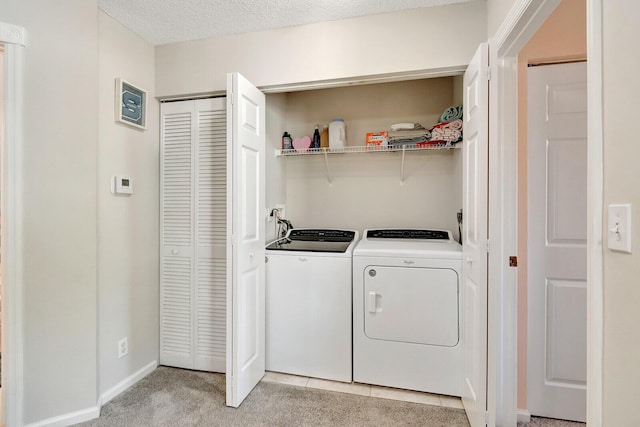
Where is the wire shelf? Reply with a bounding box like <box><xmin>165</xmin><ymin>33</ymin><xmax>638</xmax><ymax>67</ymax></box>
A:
<box><xmin>275</xmin><ymin>143</ymin><xmax>458</xmax><ymax>156</ymax></box>
<box><xmin>274</xmin><ymin>142</ymin><xmax>460</xmax><ymax>184</ymax></box>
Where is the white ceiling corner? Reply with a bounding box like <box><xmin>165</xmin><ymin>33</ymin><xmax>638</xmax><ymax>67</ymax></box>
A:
<box><xmin>98</xmin><ymin>0</ymin><xmax>478</xmax><ymax>46</ymax></box>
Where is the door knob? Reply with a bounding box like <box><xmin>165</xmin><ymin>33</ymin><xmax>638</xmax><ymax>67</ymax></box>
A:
<box><xmin>466</xmin><ymin>256</ymin><xmax>473</xmax><ymax>265</ymax></box>
<box><xmin>249</xmin><ymin>251</ymin><xmax>254</xmax><ymax>259</ymax></box>
<box><xmin>171</xmin><ymin>249</ymin><xmax>178</xmax><ymax>255</ymax></box>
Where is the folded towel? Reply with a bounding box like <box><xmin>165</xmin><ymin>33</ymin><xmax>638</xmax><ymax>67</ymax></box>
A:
<box><xmin>431</xmin><ymin>119</ymin><xmax>462</xmax><ymax>130</ymax></box>
<box><xmin>439</xmin><ymin>106</ymin><xmax>463</xmax><ymax>123</ymax></box>
<box><xmin>388</xmin><ymin>129</ymin><xmax>432</xmax><ymax>139</ymax></box>
<box><xmin>430</xmin><ymin>119</ymin><xmax>463</xmax><ymax>143</ymax></box>
<box><xmin>389</xmin><ymin>136</ymin><xmax>430</xmax><ymax>146</ymax></box>
<box><xmin>417</xmin><ymin>140</ymin><xmax>448</xmax><ymax>147</ymax></box>
<box><xmin>443</xmin><ymin>119</ymin><xmax>462</xmax><ymax>130</ymax></box>
<box><xmin>430</xmin><ymin>129</ymin><xmax>461</xmax><ymax>143</ymax></box>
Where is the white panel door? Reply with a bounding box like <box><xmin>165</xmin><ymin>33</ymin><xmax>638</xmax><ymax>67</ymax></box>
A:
<box><xmin>462</xmin><ymin>42</ymin><xmax>489</xmax><ymax>427</ymax></box>
<box><xmin>527</xmin><ymin>62</ymin><xmax>587</xmax><ymax>422</ymax></box>
<box><xmin>226</xmin><ymin>73</ymin><xmax>266</xmax><ymax>407</ymax></box>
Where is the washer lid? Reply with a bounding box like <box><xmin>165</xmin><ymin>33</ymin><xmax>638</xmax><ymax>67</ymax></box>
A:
<box><xmin>266</xmin><ymin>239</ymin><xmax>353</xmax><ymax>253</ymax></box>
<box><xmin>266</xmin><ymin>229</ymin><xmax>357</xmax><ymax>253</ymax></box>
<box><xmin>354</xmin><ymin>229</ymin><xmax>462</xmax><ymax>259</ymax></box>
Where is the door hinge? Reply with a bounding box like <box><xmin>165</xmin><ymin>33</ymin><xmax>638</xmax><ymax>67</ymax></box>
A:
<box><xmin>486</xmin><ymin>239</ymin><xmax>490</xmax><ymax>253</ymax></box>
<box><xmin>509</xmin><ymin>256</ymin><xmax>518</xmax><ymax>267</ymax></box>
<box><xmin>230</xmin><ymin>92</ymin><xmax>235</xmax><ymax>105</ymax></box>
<box><xmin>485</xmin><ymin>411</ymin><xmax>489</xmax><ymax>424</ymax></box>
<box><xmin>487</xmin><ymin>67</ymin><xmax>492</xmax><ymax>81</ymax></box>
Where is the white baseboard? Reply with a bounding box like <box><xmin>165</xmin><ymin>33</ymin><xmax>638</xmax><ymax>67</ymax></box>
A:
<box><xmin>24</xmin><ymin>405</ymin><xmax>100</xmax><ymax>427</ymax></box>
<box><xmin>100</xmin><ymin>360</ymin><xmax>158</xmax><ymax>405</ymax></box>
<box><xmin>517</xmin><ymin>409</ymin><xmax>532</xmax><ymax>423</ymax></box>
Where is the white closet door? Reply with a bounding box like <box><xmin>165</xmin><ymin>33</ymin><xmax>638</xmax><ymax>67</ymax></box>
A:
<box><xmin>226</xmin><ymin>72</ymin><xmax>266</xmax><ymax>407</ymax></box>
<box><xmin>160</xmin><ymin>100</ymin><xmax>195</xmax><ymax>369</ymax></box>
<box><xmin>194</xmin><ymin>98</ymin><xmax>227</xmax><ymax>371</ymax></box>
<box><xmin>161</xmin><ymin>98</ymin><xmax>228</xmax><ymax>372</ymax></box>
<box><xmin>462</xmin><ymin>42</ymin><xmax>489</xmax><ymax>427</ymax></box>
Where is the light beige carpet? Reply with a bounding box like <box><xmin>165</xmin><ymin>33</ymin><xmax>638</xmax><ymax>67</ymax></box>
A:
<box><xmin>77</xmin><ymin>366</ymin><xmax>470</xmax><ymax>426</ymax></box>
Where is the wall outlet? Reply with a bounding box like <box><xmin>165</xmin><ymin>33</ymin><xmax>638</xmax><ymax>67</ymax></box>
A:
<box><xmin>118</xmin><ymin>337</ymin><xmax>128</xmax><ymax>358</ymax></box>
<box><xmin>267</xmin><ymin>204</ymin><xmax>286</xmax><ymax>222</ymax></box>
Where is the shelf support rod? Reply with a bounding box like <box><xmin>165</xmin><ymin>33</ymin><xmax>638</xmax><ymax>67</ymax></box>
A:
<box><xmin>400</xmin><ymin>145</ymin><xmax>407</xmax><ymax>184</ymax></box>
<box><xmin>323</xmin><ymin>149</ymin><xmax>333</xmax><ymax>184</ymax></box>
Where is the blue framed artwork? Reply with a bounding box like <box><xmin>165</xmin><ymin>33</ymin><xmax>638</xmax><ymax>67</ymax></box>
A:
<box><xmin>115</xmin><ymin>78</ymin><xmax>147</xmax><ymax>129</ymax></box>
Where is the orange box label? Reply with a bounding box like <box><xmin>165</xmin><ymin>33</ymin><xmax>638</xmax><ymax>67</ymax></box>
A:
<box><xmin>366</xmin><ymin>131</ymin><xmax>389</xmax><ymax>145</ymax></box>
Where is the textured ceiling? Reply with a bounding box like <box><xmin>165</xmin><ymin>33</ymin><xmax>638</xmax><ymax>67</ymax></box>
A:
<box><xmin>98</xmin><ymin>0</ymin><xmax>477</xmax><ymax>46</ymax></box>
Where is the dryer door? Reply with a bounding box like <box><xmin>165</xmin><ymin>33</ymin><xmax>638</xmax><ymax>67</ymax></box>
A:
<box><xmin>364</xmin><ymin>266</ymin><xmax>459</xmax><ymax>347</ymax></box>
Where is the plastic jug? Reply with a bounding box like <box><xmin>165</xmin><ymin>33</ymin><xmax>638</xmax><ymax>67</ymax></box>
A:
<box><xmin>329</xmin><ymin>119</ymin><xmax>346</xmax><ymax>149</ymax></box>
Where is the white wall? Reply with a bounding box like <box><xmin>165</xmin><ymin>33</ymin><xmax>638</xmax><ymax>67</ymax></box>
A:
<box><xmin>487</xmin><ymin>0</ymin><xmax>518</xmax><ymax>38</ymax></box>
<box><xmin>602</xmin><ymin>1</ymin><xmax>640</xmax><ymax>425</ymax></box>
<box><xmin>265</xmin><ymin>93</ymin><xmax>288</xmax><ymax>242</ymax></box>
<box><xmin>97</xmin><ymin>11</ymin><xmax>159</xmax><ymax>398</ymax></box>
<box><xmin>280</xmin><ymin>78</ymin><xmax>462</xmax><ymax>236</ymax></box>
<box><xmin>155</xmin><ymin>2</ymin><xmax>487</xmax><ymax>97</ymax></box>
<box><xmin>0</xmin><ymin>0</ymin><xmax>99</xmax><ymax>423</ymax></box>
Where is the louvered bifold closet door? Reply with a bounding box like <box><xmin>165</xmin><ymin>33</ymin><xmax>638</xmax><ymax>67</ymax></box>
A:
<box><xmin>160</xmin><ymin>98</ymin><xmax>227</xmax><ymax>372</ymax></box>
<box><xmin>161</xmin><ymin>100</ymin><xmax>196</xmax><ymax>369</ymax></box>
<box><xmin>194</xmin><ymin>98</ymin><xmax>227</xmax><ymax>372</ymax></box>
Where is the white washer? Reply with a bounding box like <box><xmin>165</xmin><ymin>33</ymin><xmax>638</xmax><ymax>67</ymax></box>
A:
<box><xmin>265</xmin><ymin>229</ymin><xmax>358</xmax><ymax>383</ymax></box>
<box><xmin>353</xmin><ymin>229</ymin><xmax>463</xmax><ymax>396</ymax></box>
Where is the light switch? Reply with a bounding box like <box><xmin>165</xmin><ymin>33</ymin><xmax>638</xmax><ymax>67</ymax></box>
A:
<box><xmin>607</xmin><ymin>204</ymin><xmax>632</xmax><ymax>253</ymax></box>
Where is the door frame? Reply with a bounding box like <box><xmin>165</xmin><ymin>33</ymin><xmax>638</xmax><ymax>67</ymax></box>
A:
<box><xmin>488</xmin><ymin>0</ymin><xmax>603</xmax><ymax>425</ymax></box>
<box><xmin>0</xmin><ymin>20</ymin><xmax>27</xmax><ymax>427</ymax></box>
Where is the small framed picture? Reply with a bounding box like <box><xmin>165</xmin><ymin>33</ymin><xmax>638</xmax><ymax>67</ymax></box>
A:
<box><xmin>115</xmin><ymin>78</ymin><xmax>146</xmax><ymax>129</ymax></box>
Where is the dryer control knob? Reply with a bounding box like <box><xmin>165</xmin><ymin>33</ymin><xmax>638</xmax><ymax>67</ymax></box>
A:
<box><xmin>369</xmin><ymin>269</ymin><xmax>377</xmax><ymax>277</ymax></box>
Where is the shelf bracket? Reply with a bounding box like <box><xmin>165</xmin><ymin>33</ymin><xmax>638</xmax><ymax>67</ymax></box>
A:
<box><xmin>400</xmin><ymin>145</ymin><xmax>407</xmax><ymax>184</ymax></box>
<box><xmin>323</xmin><ymin>149</ymin><xmax>333</xmax><ymax>184</ymax></box>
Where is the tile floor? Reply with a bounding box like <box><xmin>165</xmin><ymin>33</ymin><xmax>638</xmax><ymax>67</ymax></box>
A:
<box><xmin>261</xmin><ymin>371</ymin><xmax>464</xmax><ymax>409</ymax></box>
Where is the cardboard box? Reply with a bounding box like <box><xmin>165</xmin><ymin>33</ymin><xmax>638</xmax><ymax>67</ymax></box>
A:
<box><xmin>366</xmin><ymin>131</ymin><xmax>389</xmax><ymax>146</ymax></box>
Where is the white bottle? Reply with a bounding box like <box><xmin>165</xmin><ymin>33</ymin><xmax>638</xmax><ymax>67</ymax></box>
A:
<box><xmin>329</xmin><ymin>119</ymin><xmax>346</xmax><ymax>150</ymax></box>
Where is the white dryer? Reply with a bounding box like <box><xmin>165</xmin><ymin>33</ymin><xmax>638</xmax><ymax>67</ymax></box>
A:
<box><xmin>352</xmin><ymin>229</ymin><xmax>463</xmax><ymax>396</ymax></box>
